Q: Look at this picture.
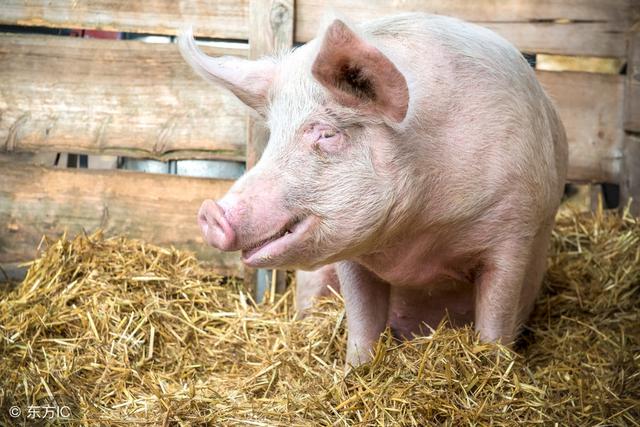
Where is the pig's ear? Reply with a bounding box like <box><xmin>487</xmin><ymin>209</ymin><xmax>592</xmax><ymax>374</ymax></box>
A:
<box><xmin>311</xmin><ymin>20</ymin><xmax>409</xmax><ymax>123</ymax></box>
<box><xmin>178</xmin><ymin>28</ymin><xmax>276</xmax><ymax>113</ymax></box>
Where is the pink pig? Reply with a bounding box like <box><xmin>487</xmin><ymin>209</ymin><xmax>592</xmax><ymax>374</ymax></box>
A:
<box><xmin>180</xmin><ymin>13</ymin><xmax>568</xmax><ymax>366</ymax></box>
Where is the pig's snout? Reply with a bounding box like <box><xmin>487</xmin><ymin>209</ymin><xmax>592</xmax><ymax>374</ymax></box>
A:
<box><xmin>198</xmin><ymin>200</ymin><xmax>236</xmax><ymax>251</ymax></box>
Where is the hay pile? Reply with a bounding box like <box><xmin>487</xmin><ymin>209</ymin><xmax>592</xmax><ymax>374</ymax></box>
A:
<box><xmin>1</xmin><ymin>209</ymin><xmax>638</xmax><ymax>426</ymax></box>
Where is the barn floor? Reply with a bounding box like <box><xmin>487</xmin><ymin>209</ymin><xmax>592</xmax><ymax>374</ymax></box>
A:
<box><xmin>0</xmin><ymin>209</ymin><xmax>638</xmax><ymax>426</ymax></box>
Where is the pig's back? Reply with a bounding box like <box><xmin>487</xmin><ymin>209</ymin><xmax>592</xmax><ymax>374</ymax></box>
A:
<box><xmin>362</xmin><ymin>13</ymin><xmax>567</xmax><ymax>220</ymax></box>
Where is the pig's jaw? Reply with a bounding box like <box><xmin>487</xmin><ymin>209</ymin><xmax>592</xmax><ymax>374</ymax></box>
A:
<box><xmin>241</xmin><ymin>215</ymin><xmax>316</xmax><ymax>268</ymax></box>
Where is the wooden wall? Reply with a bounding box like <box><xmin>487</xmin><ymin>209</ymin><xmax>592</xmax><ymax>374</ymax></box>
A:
<box><xmin>0</xmin><ymin>0</ymin><xmax>638</xmax><ymax>276</ymax></box>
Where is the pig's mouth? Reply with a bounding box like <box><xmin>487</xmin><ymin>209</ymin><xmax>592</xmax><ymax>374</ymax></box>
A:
<box><xmin>241</xmin><ymin>216</ymin><xmax>314</xmax><ymax>267</ymax></box>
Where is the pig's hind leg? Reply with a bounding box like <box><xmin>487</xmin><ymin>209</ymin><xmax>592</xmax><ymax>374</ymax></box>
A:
<box><xmin>295</xmin><ymin>264</ymin><xmax>340</xmax><ymax>318</ymax></box>
<box><xmin>474</xmin><ymin>227</ymin><xmax>551</xmax><ymax>343</ymax></box>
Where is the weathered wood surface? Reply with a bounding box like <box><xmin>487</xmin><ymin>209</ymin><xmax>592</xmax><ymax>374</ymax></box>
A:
<box><xmin>295</xmin><ymin>0</ymin><xmax>636</xmax><ymax>58</ymax></box>
<box><xmin>620</xmin><ymin>134</ymin><xmax>640</xmax><ymax>215</ymax></box>
<box><xmin>537</xmin><ymin>71</ymin><xmax>625</xmax><ymax>184</ymax></box>
<box><xmin>536</xmin><ymin>54</ymin><xmax>623</xmax><ymax>74</ymax></box>
<box><xmin>246</xmin><ymin>0</ymin><xmax>294</xmax><ymax>169</ymax></box>
<box><xmin>245</xmin><ymin>0</ymin><xmax>294</xmax><ymax>294</ymax></box>
<box><xmin>0</xmin><ymin>35</ymin><xmax>624</xmax><ymax>183</ymax></box>
<box><xmin>0</xmin><ymin>33</ymin><xmax>248</xmax><ymax>161</ymax></box>
<box><xmin>622</xmin><ymin>26</ymin><xmax>640</xmax><ymax>215</ymax></box>
<box><xmin>625</xmin><ymin>29</ymin><xmax>640</xmax><ymax>133</ymax></box>
<box><xmin>0</xmin><ymin>161</ymin><xmax>241</xmax><ymax>274</ymax></box>
<box><xmin>1</xmin><ymin>0</ymin><xmax>634</xmax><ymax>58</ymax></box>
<box><xmin>0</xmin><ymin>0</ymin><xmax>249</xmax><ymax>40</ymax></box>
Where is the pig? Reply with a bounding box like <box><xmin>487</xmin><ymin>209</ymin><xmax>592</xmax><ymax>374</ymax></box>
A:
<box><xmin>295</xmin><ymin>265</ymin><xmax>340</xmax><ymax>315</ymax></box>
<box><xmin>179</xmin><ymin>13</ymin><xmax>568</xmax><ymax>367</ymax></box>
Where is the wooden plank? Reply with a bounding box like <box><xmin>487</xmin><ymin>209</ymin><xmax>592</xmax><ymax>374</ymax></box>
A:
<box><xmin>620</xmin><ymin>134</ymin><xmax>640</xmax><ymax>215</ymax></box>
<box><xmin>536</xmin><ymin>54</ymin><xmax>623</xmax><ymax>74</ymax></box>
<box><xmin>0</xmin><ymin>152</ymin><xmax>59</xmax><ymax>167</ymax></box>
<box><xmin>246</xmin><ymin>0</ymin><xmax>294</xmax><ymax>168</ymax></box>
<box><xmin>245</xmin><ymin>0</ymin><xmax>294</xmax><ymax>295</ymax></box>
<box><xmin>296</xmin><ymin>0</ymin><xmax>634</xmax><ymax>58</ymax></box>
<box><xmin>622</xmin><ymin>26</ymin><xmax>640</xmax><ymax>215</ymax></box>
<box><xmin>625</xmin><ymin>28</ymin><xmax>640</xmax><ymax>133</ymax></box>
<box><xmin>479</xmin><ymin>21</ymin><xmax>628</xmax><ymax>58</ymax></box>
<box><xmin>249</xmin><ymin>0</ymin><xmax>295</xmax><ymax>60</ymax></box>
<box><xmin>0</xmin><ymin>33</ymin><xmax>248</xmax><ymax>161</ymax></box>
<box><xmin>296</xmin><ymin>0</ymin><xmax>634</xmax><ymax>28</ymax></box>
<box><xmin>0</xmin><ymin>0</ymin><xmax>249</xmax><ymax>40</ymax></box>
<box><xmin>1</xmin><ymin>0</ymin><xmax>633</xmax><ymax>57</ymax></box>
<box><xmin>537</xmin><ymin>70</ymin><xmax>625</xmax><ymax>183</ymax></box>
<box><xmin>0</xmin><ymin>37</ymin><xmax>623</xmax><ymax>183</ymax></box>
<box><xmin>0</xmin><ymin>160</ymin><xmax>241</xmax><ymax>274</ymax></box>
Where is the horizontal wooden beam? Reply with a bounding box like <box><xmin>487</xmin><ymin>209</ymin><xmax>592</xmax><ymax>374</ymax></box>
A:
<box><xmin>536</xmin><ymin>54</ymin><xmax>623</xmax><ymax>74</ymax></box>
<box><xmin>295</xmin><ymin>0</ymin><xmax>635</xmax><ymax>58</ymax></box>
<box><xmin>0</xmin><ymin>1</ymin><xmax>633</xmax><ymax>58</ymax></box>
<box><xmin>481</xmin><ymin>22</ymin><xmax>628</xmax><ymax>58</ymax></box>
<box><xmin>0</xmin><ymin>37</ymin><xmax>625</xmax><ymax>184</ymax></box>
<box><xmin>0</xmin><ymin>33</ymin><xmax>248</xmax><ymax>161</ymax></box>
<box><xmin>0</xmin><ymin>160</ymin><xmax>241</xmax><ymax>274</ymax></box>
<box><xmin>0</xmin><ymin>0</ymin><xmax>249</xmax><ymax>40</ymax></box>
<box><xmin>537</xmin><ymin>70</ymin><xmax>625</xmax><ymax>183</ymax></box>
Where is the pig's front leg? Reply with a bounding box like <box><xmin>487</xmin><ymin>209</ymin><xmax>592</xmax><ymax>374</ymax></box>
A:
<box><xmin>337</xmin><ymin>261</ymin><xmax>390</xmax><ymax>367</ymax></box>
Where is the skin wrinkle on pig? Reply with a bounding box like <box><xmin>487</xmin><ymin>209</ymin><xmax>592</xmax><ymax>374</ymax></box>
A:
<box><xmin>180</xmin><ymin>13</ymin><xmax>568</xmax><ymax>367</ymax></box>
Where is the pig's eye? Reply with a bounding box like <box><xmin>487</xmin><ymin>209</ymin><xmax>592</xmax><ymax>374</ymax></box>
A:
<box><xmin>321</xmin><ymin>129</ymin><xmax>337</xmax><ymax>139</ymax></box>
<box><xmin>305</xmin><ymin>123</ymin><xmax>343</xmax><ymax>153</ymax></box>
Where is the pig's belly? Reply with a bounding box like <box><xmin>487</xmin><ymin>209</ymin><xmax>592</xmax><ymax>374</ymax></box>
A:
<box><xmin>387</xmin><ymin>280</ymin><xmax>474</xmax><ymax>338</ymax></box>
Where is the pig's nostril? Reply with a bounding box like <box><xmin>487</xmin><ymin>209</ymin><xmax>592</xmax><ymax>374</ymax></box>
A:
<box><xmin>198</xmin><ymin>199</ymin><xmax>236</xmax><ymax>251</ymax></box>
<box><xmin>198</xmin><ymin>212</ymin><xmax>209</xmax><ymax>235</ymax></box>
<box><xmin>198</xmin><ymin>210</ymin><xmax>208</xmax><ymax>227</ymax></box>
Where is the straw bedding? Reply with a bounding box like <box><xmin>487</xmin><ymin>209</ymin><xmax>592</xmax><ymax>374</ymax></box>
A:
<box><xmin>0</xmin><ymin>209</ymin><xmax>638</xmax><ymax>426</ymax></box>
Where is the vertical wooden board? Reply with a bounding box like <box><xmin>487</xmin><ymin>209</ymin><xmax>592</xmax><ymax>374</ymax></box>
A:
<box><xmin>246</xmin><ymin>0</ymin><xmax>294</xmax><ymax>167</ymax></box>
<box><xmin>249</xmin><ymin>0</ymin><xmax>295</xmax><ymax>59</ymax></box>
<box><xmin>246</xmin><ymin>119</ymin><xmax>270</xmax><ymax>170</ymax></box>
<box><xmin>246</xmin><ymin>0</ymin><xmax>294</xmax><ymax>293</ymax></box>
<box><xmin>536</xmin><ymin>70</ymin><xmax>625</xmax><ymax>183</ymax></box>
<box><xmin>0</xmin><ymin>0</ymin><xmax>249</xmax><ymax>39</ymax></box>
<box><xmin>0</xmin><ymin>161</ymin><xmax>241</xmax><ymax>274</ymax></box>
<box><xmin>625</xmin><ymin>29</ymin><xmax>640</xmax><ymax>133</ymax></box>
<box><xmin>622</xmin><ymin>26</ymin><xmax>640</xmax><ymax>215</ymax></box>
<box><xmin>620</xmin><ymin>134</ymin><xmax>640</xmax><ymax>215</ymax></box>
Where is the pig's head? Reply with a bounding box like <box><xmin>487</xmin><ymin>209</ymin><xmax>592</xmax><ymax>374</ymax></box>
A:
<box><xmin>179</xmin><ymin>20</ymin><xmax>413</xmax><ymax>270</ymax></box>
